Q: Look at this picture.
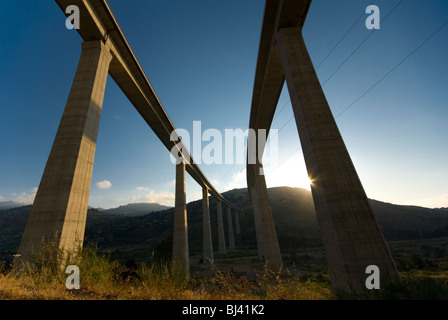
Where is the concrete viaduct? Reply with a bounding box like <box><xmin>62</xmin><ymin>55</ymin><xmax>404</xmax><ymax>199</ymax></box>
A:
<box><xmin>17</xmin><ymin>0</ymin><xmax>400</xmax><ymax>296</ymax></box>
<box><xmin>17</xmin><ymin>0</ymin><xmax>242</xmax><ymax>281</ymax></box>
<box><xmin>247</xmin><ymin>0</ymin><xmax>400</xmax><ymax>295</ymax></box>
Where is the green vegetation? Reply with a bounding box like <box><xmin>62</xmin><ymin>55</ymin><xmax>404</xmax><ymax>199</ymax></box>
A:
<box><xmin>2</xmin><ymin>187</ymin><xmax>448</xmax><ymax>263</ymax></box>
<box><xmin>0</xmin><ymin>242</ymin><xmax>332</xmax><ymax>300</ymax></box>
<box><xmin>1</xmin><ymin>187</ymin><xmax>447</xmax><ymax>299</ymax></box>
<box><xmin>1</xmin><ymin>241</ymin><xmax>448</xmax><ymax>300</ymax></box>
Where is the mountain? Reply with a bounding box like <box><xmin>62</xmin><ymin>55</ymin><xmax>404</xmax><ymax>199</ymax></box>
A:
<box><xmin>98</xmin><ymin>203</ymin><xmax>172</xmax><ymax>216</ymax></box>
<box><xmin>1</xmin><ymin>187</ymin><xmax>448</xmax><ymax>262</ymax></box>
<box><xmin>0</xmin><ymin>201</ymin><xmax>25</xmax><ymax>211</ymax></box>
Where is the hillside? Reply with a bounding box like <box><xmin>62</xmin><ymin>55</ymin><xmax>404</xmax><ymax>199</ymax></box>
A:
<box><xmin>98</xmin><ymin>202</ymin><xmax>172</xmax><ymax>216</ymax></box>
<box><xmin>1</xmin><ymin>187</ymin><xmax>448</xmax><ymax>262</ymax></box>
<box><xmin>0</xmin><ymin>201</ymin><xmax>24</xmax><ymax>210</ymax></box>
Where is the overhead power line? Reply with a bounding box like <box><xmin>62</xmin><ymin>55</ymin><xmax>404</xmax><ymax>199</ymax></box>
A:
<box><xmin>267</xmin><ymin>17</ymin><xmax>448</xmax><ymax>174</ymax></box>
<box><xmin>267</xmin><ymin>1</ymin><xmax>403</xmax><ymax>142</ymax></box>
<box><xmin>335</xmin><ymin>18</ymin><xmax>448</xmax><ymax>119</ymax></box>
<box><xmin>273</xmin><ymin>100</ymin><xmax>290</xmax><ymax>121</ymax></box>
<box><xmin>316</xmin><ymin>0</ymin><xmax>377</xmax><ymax>71</ymax></box>
<box><xmin>321</xmin><ymin>0</ymin><xmax>402</xmax><ymax>87</ymax></box>
<box><xmin>225</xmin><ymin>4</ymin><xmax>448</xmax><ymax>178</ymax></box>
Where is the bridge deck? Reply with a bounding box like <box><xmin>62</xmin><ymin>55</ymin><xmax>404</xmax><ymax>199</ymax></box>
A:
<box><xmin>247</xmin><ymin>0</ymin><xmax>311</xmax><ymax>185</ymax></box>
<box><xmin>55</xmin><ymin>0</ymin><xmax>239</xmax><ymax>211</ymax></box>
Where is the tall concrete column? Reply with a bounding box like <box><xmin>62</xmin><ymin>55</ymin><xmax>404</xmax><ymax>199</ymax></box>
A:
<box><xmin>216</xmin><ymin>200</ymin><xmax>227</xmax><ymax>254</ymax></box>
<box><xmin>277</xmin><ymin>27</ymin><xmax>399</xmax><ymax>294</ymax></box>
<box><xmin>172</xmin><ymin>161</ymin><xmax>189</xmax><ymax>279</ymax></box>
<box><xmin>249</xmin><ymin>184</ymin><xmax>265</xmax><ymax>259</ymax></box>
<box><xmin>235</xmin><ymin>211</ymin><xmax>241</xmax><ymax>235</ymax></box>
<box><xmin>202</xmin><ymin>187</ymin><xmax>213</xmax><ymax>263</ymax></box>
<box><xmin>18</xmin><ymin>40</ymin><xmax>112</xmax><ymax>262</ymax></box>
<box><xmin>253</xmin><ymin>163</ymin><xmax>282</xmax><ymax>270</ymax></box>
<box><xmin>227</xmin><ymin>207</ymin><xmax>235</xmax><ymax>249</ymax></box>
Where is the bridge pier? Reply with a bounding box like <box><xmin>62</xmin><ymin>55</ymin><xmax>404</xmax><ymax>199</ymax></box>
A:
<box><xmin>216</xmin><ymin>200</ymin><xmax>227</xmax><ymax>254</ymax></box>
<box><xmin>227</xmin><ymin>207</ymin><xmax>235</xmax><ymax>250</ymax></box>
<box><xmin>17</xmin><ymin>40</ymin><xmax>112</xmax><ymax>262</ymax></box>
<box><xmin>202</xmin><ymin>188</ymin><xmax>214</xmax><ymax>263</ymax></box>
<box><xmin>172</xmin><ymin>161</ymin><xmax>190</xmax><ymax>279</ymax></box>
<box><xmin>252</xmin><ymin>163</ymin><xmax>282</xmax><ymax>270</ymax></box>
<box><xmin>276</xmin><ymin>26</ymin><xmax>399</xmax><ymax>294</ymax></box>
<box><xmin>235</xmin><ymin>211</ymin><xmax>241</xmax><ymax>235</ymax></box>
<box><xmin>249</xmin><ymin>185</ymin><xmax>265</xmax><ymax>260</ymax></box>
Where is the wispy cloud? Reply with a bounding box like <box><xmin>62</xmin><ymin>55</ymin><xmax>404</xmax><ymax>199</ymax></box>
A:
<box><xmin>224</xmin><ymin>168</ymin><xmax>246</xmax><ymax>191</ymax></box>
<box><xmin>132</xmin><ymin>190</ymin><xmax>175</xmax><ymax>206</ymax></box>
<box><xmin>187</xmin><ymin>191</ymin><xmax>202</xmax><ymax>203</ymax></box>
<box><xmin>96</xmin><ymin>180</ymin><xmax>112</xmax><ymax>189</ymax></box>
<box><xmin>12</xmin><ymin>187</ymin><xmax>38</xmax><ymax>205</ymax></box>
<box><xmin>136</xmin><ymin>186</ymin><xmax>149</xmax><ymax>192</ymax></box>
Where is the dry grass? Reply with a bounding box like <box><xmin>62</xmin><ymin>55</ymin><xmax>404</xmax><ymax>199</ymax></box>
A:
<box><xmin>0</xmin><ymin>244</ymin><xmax>333</xmax><ymax>300</ymax></box>
<box><xmin>5</xmin><ymin>243</ymin><xmax>447</xmax><ymax>300</ymax></box>
<box><xmin>0</xmin><ymin>267</ymin><xmax>333</xmax><ymax>300</ymax></box>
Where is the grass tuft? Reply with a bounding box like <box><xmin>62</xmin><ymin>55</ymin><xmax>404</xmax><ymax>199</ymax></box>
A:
<box><xmin>1</xmin><ymin>243</ymin><xmax>447</xmax><ymax>300</ymax></box>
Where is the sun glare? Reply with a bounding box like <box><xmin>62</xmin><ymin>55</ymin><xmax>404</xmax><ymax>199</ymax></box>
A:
<box><xmin>265</xmin><ymin>154</ymin><xmax>311</xmax><ymax>191</ymax></box>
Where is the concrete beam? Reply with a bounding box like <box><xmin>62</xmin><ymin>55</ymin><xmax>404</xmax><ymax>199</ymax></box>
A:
<box><xmin>247</xmin><ymin>0</ymin><xmax>399</xmax><ymax>295</ymax></box>
<box><xmin>252</xmin><ymin>163</ymin><xmax>282</xmax><ymax>270</ymax></box>
<box><xmin>247</xmin><ymin>0</ymin><xmax>311</xmax><ymax>150</ymax></box>
<box><xmin>276</xmin><ymin>26</ymin><xmax>399</xmax><ymax>294</ymax></box>
<box><xmin>202</xmin><ymin>188</ymin><xmax>213</xmax><ymax>263</ymax></box>
<box><xmin>227</xmin><ymin>207</ymin><xmax>235</xmax><ymax>250</ymax></box>
<box><xmin>216</xmin><ymin>200</ymin><xmax>227</xmax><ymax>254</ymax></box>
<box><xmin>18</xmin><ymin>40</ymin><xmax>112</xmax><ymax>262</ymax></box>
<box><xmin>54</xmin><ymin>0</ymin><xmax>239</xmax><ymax>212</ymax></box>
<box><xmin>248</xmin><ymin>185</ymin><xmax>265</xmax><ymax>260</ymax></box>
<box><xmin>172</xmin><ymin>161</ymin><xmax>189</xmax><ymax>279</ymax></box>
<box><xmin>235</xmin><ymin>211</ymin><xmax>241</xmax><ymax>235</ymax></box>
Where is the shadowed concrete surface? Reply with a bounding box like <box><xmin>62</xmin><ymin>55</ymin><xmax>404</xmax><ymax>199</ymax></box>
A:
<box><xmin>18</xmin><ymin>41</ymin><xmax>112</xmax><ymax>262</ymax></box>
<box><xmin>18</xmin><ymin>0</ymin><xmax>240</xmax><ymax>267</ymax></box>
<box><xmin>247</xmin><ymin>0</ymin><xmax>399</xmax><ymax>295</ymax></box>
<box><xmin>172</xmin><ymin>162</ymin><xmax>189</xmax><ymax>279</ymax></box>
<box><xmin>227</xmin><ymin>207</ymin><xmax>236</xmax><ymax>250</ymax></box>
<box><xmin>17</xmin><ymin>0</ymin><xmax>400</xmax><ymax>296</ymax></box>
<box><xmin>217</xmin><ymin>201</ymin><xmax>227</xmax><ymax>254</ymax></box>
<box><xmin>202</xmin><ymin>188</ymin><xmax>213</xmax><ymax>263</ymax></box>
<box><xmin>277</xmin><ymin>26</ymin><xmax>399</xmax><ymax>294</ymax></box>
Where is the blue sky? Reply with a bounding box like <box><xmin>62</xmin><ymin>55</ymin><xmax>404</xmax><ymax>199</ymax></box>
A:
<box><xmin>0</xmin><ymin>0</ymin><xmax>447</xmax><ymax>209</ymax></box>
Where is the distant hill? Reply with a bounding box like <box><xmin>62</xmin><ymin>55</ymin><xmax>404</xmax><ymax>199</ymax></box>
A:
<box><xmin>98</xmin><ymin>203</ymin><xmax>172</xmax><ymax>216</ymax></box>
<box><xmin>0</xmin><ymin>205</ymin><xmax>32</xmax><ymax>260</ymax></box>
<box><xmin>0</xmin><ymin>201</ymin><xmax>24</xmax><ymax>211</ymax></box>
<box><xmin>1</xmin><ymin>187</ymin><xmax>448</xmax><ymax>262</ymax></box>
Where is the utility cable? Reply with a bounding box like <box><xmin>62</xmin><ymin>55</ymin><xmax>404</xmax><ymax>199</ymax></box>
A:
<box><xmin>316</xmin><ymin>0</ymin><xmax>377</xmax><ymax>71</ymax></box>
<box><xmin>321</xmin><ymin>0</ymin><xmax>402</xmax><ymax>87</ymax></box>
<box><xmin>335</xmin><ymin>18</ymin><xmax>448</xmax><ymax>119</ymax></box>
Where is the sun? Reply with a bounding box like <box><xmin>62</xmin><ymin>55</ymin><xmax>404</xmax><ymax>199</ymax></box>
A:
<box><xmin>264</xmin><ymin>154</ymin><xmax>311</xmax><ymax>191</ymax></box>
